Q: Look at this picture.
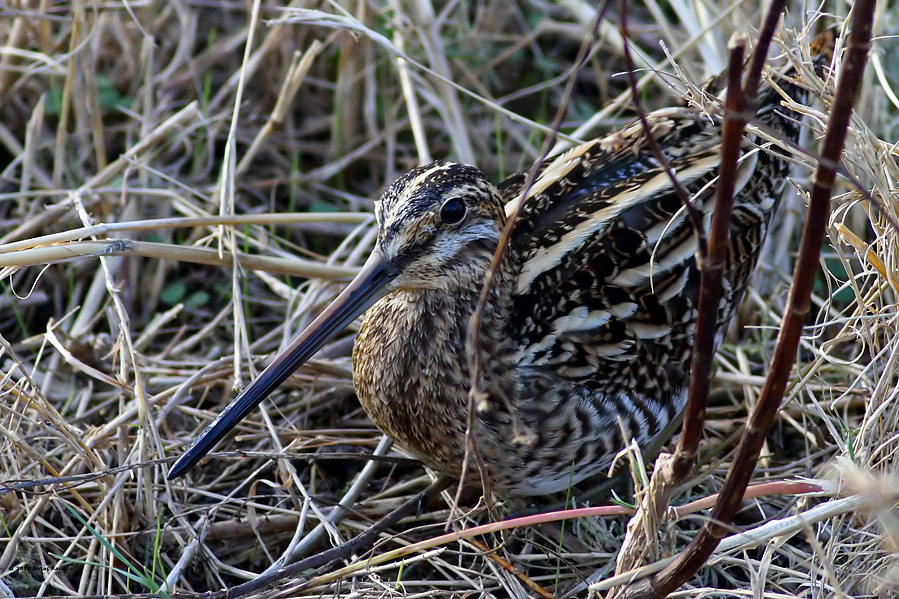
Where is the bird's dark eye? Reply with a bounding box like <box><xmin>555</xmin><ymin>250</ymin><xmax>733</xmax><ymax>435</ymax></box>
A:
<box><xmin>439</xmin><ymin>198</ymin><xmax>466</xmax><ymax>224</ymax></box>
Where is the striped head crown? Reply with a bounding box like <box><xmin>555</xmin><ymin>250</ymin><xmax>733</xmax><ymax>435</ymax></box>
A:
<box><xmin>373</xmin><ymin>161</ymin><xmax>505</xmax><ymax>290</ymax></box>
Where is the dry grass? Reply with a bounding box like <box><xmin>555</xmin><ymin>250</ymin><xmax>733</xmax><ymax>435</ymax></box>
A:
<box><xmin>1</xmin><ymin>1</ymin><xmax>897</xmax><ymax>597</ymax></box>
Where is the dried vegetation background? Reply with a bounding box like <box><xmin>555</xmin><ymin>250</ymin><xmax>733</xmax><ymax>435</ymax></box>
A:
<box><xmin>1</xmin><ymin>1</ymin><xmax>898</xmax><ymax>597</ymax></box>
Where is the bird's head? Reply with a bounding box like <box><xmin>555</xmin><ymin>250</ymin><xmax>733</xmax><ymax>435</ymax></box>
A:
<box><xmin>167</xmin><ymin>161</ymin><xmax>506</xmax><ymax>479</ymax></box>
<box><xmin>372</xmin><ymin>161</ymin><xmax>505</xmax><ymax>290</ymax></box>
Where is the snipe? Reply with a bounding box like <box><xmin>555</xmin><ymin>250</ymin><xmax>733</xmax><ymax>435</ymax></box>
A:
<box><xmin>169</xmin><ymin>53</ymin><xmax>814</xmax><ymax>495</ymax></box>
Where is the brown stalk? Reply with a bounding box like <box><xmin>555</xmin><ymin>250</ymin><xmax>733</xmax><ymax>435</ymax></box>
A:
<box><xmin>462</xmin><ymin>0</ymin><xmax>611</xmax><ymax>502</ymax></box>
<box><xmin>618</xmin><ymin>0</ymin><xmax>706</xmax><ymax>253</ymax></box>
<box><xmin>611</xmin><ymin>2</ymin><xmax>786</xmax><ymax>587</ymax></box>
<box><xmin>670</xmin><ymin>34</ymin><xmax>748</xmax><ymax>481</ymax></box>
<box><xmin>672</xmin><ymin>0</ymin><xmax>788</xmax><ymax>484</ymax></box>
<box><xmin>626</xmin><ymin>1</ymin><xmax>876</xmax><ymax>596</ymax></box>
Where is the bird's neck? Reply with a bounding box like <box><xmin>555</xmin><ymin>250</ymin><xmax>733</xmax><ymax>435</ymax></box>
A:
<box><xmin>353</xmin><ymin>244</ymin><xmax>516</xmax><ymax>418</ymax></box>
<box><xmin>353</xmin><ymin>246</ymin><xmax>519</xmax><ymax>472</ymax></box>
<box><xmin>395</xmin><ymin>248</ymin><xmax>517</xmax><ymax>370</ymax></box>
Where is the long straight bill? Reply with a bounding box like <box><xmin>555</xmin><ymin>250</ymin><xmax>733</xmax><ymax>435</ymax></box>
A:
<box><xmin>168</xmin><ymin>250</ymin><xmax>392</xmax><ymax>479</ymax></box>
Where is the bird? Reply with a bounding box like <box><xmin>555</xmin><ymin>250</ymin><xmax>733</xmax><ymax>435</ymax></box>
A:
<box><xmin>168</xmin><ymin>45</ymin><xmax>817</xmax><ymax>496</ymax></box>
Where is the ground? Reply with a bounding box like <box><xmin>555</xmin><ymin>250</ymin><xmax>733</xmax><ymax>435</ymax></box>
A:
<box><xmin>1</xmin><ymin>2</ymin><xmax>897</xmax><ymax>598</ymax></box>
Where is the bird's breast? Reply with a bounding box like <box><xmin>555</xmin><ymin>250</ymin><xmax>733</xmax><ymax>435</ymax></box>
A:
<box><xmin>352</xmin><ymin>289</ymin><xmax>474</xmax><ymax>474</ymax></box>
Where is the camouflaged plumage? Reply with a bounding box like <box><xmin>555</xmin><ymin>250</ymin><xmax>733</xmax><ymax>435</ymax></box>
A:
<box><xmin>353</xmin><ymin>63</ymin><xmax>812</xmax><ymax>495</ymax></box>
